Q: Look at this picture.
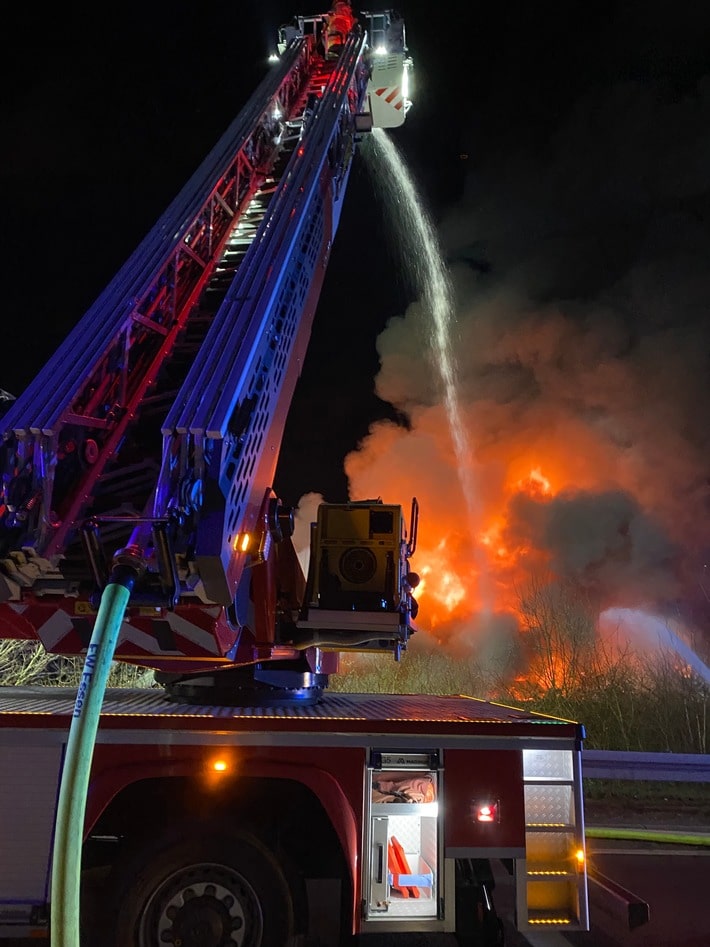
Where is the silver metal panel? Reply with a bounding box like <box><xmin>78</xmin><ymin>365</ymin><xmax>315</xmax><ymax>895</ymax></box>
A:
<box><xmin>368</xmin><ymin>816</ymin><xmax>390</xmax><ymax>912</ymax></box>
<box><xmin>523</xmin><ymin>747</ymin><xmax>574</xmax><ymax>781</ymax></box>
<box><xmin>524</xmin><ymin>783</ymin><xmax>575</xmax><ymax>825</ymax></box>
<box><xmin>0</xmin><ymin>744</ymin><xmax>62</xmax><ymax>901</ymax></box>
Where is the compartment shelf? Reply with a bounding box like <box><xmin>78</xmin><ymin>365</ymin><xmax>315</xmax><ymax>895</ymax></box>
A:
<box><xmin>389</xmin><ymin>856</ymin><xmax>434</xmax><ymax>889</ymax></box>
<box><xmin>524</xmin><ymin>777</ymin><xmax>574</xmax><ymax>784</ymax></box>
<box><xmin>371</xmin><ymin>802</ymin><xmax>438</xmax><ymax>816</ymax></box>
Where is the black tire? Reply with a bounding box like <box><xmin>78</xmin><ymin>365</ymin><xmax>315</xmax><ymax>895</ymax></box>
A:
<box><xmin>103</xmin><ymin>828</ymin><xmax>295</xmax><ymax>947</ymax></box>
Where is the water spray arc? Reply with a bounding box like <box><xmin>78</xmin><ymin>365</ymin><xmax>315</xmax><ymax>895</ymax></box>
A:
<box><xmin>365</xmin><ymin>129</ymin><xmax>489</xmax><ymax>606</ymax></box>
<box><xmin>602</xmin><ymin>607</ymin><xmax>710</xmax><ymax>686</ymax></box>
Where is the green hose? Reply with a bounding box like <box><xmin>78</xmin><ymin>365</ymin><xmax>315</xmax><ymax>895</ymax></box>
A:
<box><xmin>50</xmin><ymin>554</ymin><xmax>142</xmax><ymax>947</ymax></box>
<box><xmin>586</xmin><ymin>826</ymin><xmax>710</xmax><ymax>847</ymax></box>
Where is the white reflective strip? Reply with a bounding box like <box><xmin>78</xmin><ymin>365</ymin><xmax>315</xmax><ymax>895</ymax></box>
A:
<box><xmin>117</xmin><ymin>623</ymin><xmax>182</xmax><ymax>656</ymax></box>
<box><xmin>34</xmin><ymin>610</ymin><xmax>218</xmax><ymax>657</ymax></box>
<box><xmin>165</xmin><ymin>612</ymin><xmax>220</xmax><ymax>655</ymax></box>
<box><xmin>35</xmin><ymin>610</ymin><xmax>74</xmax><ymax>650</ymax></box>
<box><xmin>1</xmin><ymin>728</ymin><xmax>541</xmax><ymax>753</ymax></box>
<box><xmin>95</xmin><ymin>731</ymin><xmax>527</xmax><ymax>750</ymax></box>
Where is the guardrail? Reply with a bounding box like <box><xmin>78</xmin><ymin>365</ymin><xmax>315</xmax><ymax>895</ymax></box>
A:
<box><xmin>583</xmin><ymin>750</ymin><xmax>710</xmax><ymax>782</ymax></box>
<box><xmin>582</xmin><ymin>749</ymin><xmax>709</xmax><ymax>933</ymax></box>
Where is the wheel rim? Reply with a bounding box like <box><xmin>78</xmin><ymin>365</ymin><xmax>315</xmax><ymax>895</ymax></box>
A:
<box><xmin>139</xmin><ymin>862</ymin><xmax>264</xmax><ymax>947</ymax></box>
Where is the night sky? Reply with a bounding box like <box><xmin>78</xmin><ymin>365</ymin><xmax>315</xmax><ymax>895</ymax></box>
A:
<box><xmin>3</xmin><ymin>2</ymin><xmax>710</xmax><ymax>649</ymax></box>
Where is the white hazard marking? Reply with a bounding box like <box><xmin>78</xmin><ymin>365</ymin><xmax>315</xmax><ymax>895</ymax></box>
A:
<box><xmin>116</xmin><ymin>623</ymin><xmax>183</xmax><ymax>656</ymax></box>
<box><xmin>36</xmin><ymin>609</ymin><xmax>75</xmax><ymax>649</ymax></box>
<box><xmin>33</xmin><ymin>607</ymin><xmax>221</xmax><ymax>656</ymax></box>
<box><xmin>165</xmin><ymin>612</ymin><xmax>220</xmax><ymax>654</ymax></box>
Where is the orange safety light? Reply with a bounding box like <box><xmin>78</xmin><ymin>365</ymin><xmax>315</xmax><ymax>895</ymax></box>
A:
<box><xmin>203</xmin><ymin>752</ymin><xmax>241</xmax><ymax>786</ymax></box>
<box><xmin>233</xmin><ymin>533</ymin><xmax>252</xmax><ymax>553</ymax></box>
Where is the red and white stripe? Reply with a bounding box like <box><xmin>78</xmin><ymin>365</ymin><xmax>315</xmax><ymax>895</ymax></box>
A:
<box><xmin>374</xmin><ymin>86</ymin><xmax>405</xmax><ymax>112</ymax></box>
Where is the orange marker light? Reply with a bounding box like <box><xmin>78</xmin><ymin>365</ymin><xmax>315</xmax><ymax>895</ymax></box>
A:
<box><xmin>202</xmin><ymin>753</ymin><xmax>240</xmax><ymax>788</ymax></box>
<box><xmin>233</xmin><ymin>533</ymin><xmax>252</xmax><ymax>552</ymax></box>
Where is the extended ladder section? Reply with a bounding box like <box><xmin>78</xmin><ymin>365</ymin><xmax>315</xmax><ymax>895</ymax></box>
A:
<box><xmin>155</xmin><ymin>28</ymin><xmax>371</xmax><ymax>606</ymax></box>
<box><xmin>0</xmin><ymin>10</ymin><xmax>418</xmax><ymax>677</ymax></box>
<box><xmin>1</xmin><ymin>36</ymin><xmax>322</xmax><ymax>571</ymax></box>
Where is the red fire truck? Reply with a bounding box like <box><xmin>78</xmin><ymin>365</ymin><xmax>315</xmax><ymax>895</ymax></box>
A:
<box><xmin>0</xmin><ymin>8</ymin><xmax>589</xmax><ymax>945</ymax></box>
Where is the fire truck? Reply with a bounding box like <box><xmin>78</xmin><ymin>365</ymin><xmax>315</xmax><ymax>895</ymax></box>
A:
<box><xmin>0</xmin><ymin>7</ymin><xmax>589</xmax><ymax>945</ymax></box>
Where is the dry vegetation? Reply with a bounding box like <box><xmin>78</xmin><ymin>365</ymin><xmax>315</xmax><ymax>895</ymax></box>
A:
<box><xmin>0</xmin><ymin>639</ymin><xmax>155</xmax><ymax>689</ymax></box>
<box><xmin>331</xmin><ymin>577</ymin><xmax>710</xmax><ymax>755</ymax></box>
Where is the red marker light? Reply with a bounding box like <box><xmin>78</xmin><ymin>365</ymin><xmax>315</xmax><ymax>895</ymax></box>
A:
<box><xmin>472</xmin><ymin>800</ymin><xmax>500</xmax><ymax>823</ymax></box>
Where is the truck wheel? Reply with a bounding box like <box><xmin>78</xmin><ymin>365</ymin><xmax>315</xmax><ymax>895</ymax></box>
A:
<box><xmin>104</xmin><ymin>829</ymin><xmax>294</xmax><ymax>947</ymax></box>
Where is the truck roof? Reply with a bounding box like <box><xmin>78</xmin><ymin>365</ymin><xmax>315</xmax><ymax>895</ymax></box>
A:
<box><xmin>0</xmin><ymin>687</ymin><xmax>583</xmax><ymax>746</ymax></box>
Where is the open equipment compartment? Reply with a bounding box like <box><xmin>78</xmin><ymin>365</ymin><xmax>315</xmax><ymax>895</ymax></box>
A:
<box><xmin>364</xmin><ymin>750</ymin><xmax>442</xmax><ymax>926</ymax></box>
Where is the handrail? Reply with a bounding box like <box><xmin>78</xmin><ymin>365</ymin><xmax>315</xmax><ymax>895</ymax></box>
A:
<box><xmin>582</xmin><ymin>749</ymin><xmax>710</xmax><ymax>782</ymax></box>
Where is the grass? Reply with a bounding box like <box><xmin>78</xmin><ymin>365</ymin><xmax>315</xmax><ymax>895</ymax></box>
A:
<box><xmin>584</xmin><ymin>779</ymin><xmax>710</xmax><ymax>807</ymax></box>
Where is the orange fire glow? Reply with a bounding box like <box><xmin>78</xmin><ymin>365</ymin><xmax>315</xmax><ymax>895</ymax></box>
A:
<box><xmin>514</xmin><ymin>466</ymin><xmax>552</xmax><ymax>497</ymax></box>
<box><xmin>406</xmin><ymin>461</ymin><xmax>562</xmax><ymax>634</ymax></box>
<box><xmin>334</xmin><ymin>384</ymin><xmax>700</xmax><ymax>691</ymax></box>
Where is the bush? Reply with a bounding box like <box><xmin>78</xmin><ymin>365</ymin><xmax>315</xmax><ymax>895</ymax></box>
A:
<box><xmin>328</xmin><ymin>588</ymin><xmax>710</xmax><ymax>755</ymax></box>
<box><xmin>0</xmin><ymin>639</ymin><xmax>155</xmax><ymax>688</ymax></box>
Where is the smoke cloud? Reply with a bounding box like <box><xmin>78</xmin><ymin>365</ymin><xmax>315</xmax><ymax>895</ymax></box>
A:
<box><xmin>343</xmin><ymin>77</ymin><xmax>710</xmax><ymax>647</ymax></box>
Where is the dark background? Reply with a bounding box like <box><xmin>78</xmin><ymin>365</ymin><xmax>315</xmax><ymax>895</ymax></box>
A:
<box><xmin>2</xmin><ymin>0</ymin><xmax>709</xmax><ymax>513</ymax></box>
<box><xmin>0</xmin><ymin>1</ymin><xmax>464</xmax><ymax>503</ymax></box>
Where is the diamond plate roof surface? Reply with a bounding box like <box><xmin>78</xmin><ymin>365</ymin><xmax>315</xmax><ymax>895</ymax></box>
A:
<box><xmin>0</xmin><ymin>686</ymin><xmax>576</xmax><ymax>730</ymax></box>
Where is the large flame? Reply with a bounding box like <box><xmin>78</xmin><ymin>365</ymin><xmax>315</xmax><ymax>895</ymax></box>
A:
<box><xmin>344</xmin><ymin>407</ymin><xmax>615</xmax><ymax>637</ymax></box>
<box><xmin>340</xmin><ymin>385</ymin><xmax>706</xmax><ymax>688</ymax></box>
<box><xmin>320</xmin><ymin>86</ymin><xmax>710</xmax><ymax>684</ymax></box>
<box><xmin>409</xmin><ymin>459</ymin><xmax>561</xmax><ymax>632</ymax></box>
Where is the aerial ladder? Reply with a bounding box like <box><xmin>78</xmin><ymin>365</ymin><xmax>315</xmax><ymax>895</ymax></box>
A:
<box><xmin>0</xmin><ymin>6</ymin><xmax>416</xmax><ymax>705</ymax></box>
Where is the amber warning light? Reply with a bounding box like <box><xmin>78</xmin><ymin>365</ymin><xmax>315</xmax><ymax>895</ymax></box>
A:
<box><xmin>472</xmin><ymin>800</ymin><xmax>500</xmax><ymax>823</ymax></box>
